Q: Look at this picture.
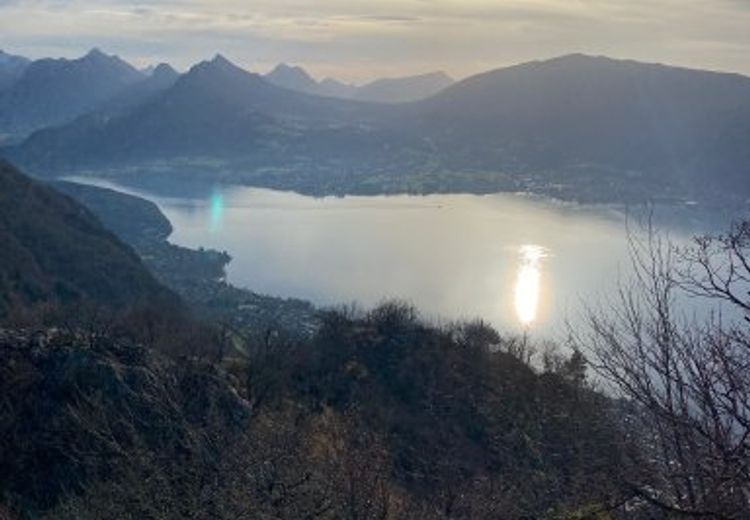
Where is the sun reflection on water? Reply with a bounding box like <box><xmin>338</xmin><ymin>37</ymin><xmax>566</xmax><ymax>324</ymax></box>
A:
<box><xmin>514</xmin><ymin>245</ymin><xmax>547</xmax><ymax>326</ymax></box>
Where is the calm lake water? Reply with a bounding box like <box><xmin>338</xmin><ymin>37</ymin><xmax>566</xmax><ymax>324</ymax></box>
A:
<box><xmin>178</xmin><ymin>189</ymin><xmax>632</xmax><ymax>336</ymax></box>
<box><xmin>75</xmin><ymin>179</ymin><xmax>689</xmax><ymax>338</ymax></box>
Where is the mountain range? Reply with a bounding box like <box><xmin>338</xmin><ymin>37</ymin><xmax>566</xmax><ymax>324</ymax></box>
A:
<box><xmin>265</xmin><ymin>63</ymin><xmax>454</xmax><ymax>102</ymax></box>
<box><xmin>2</xmin><ymin>51</ymin><xmax>750</xmax><ymax>204</ymax></box>
<box><xmin>0</xmin><ymin>49</ymin><xmax>147</xmax><ymax>140</ymax></box>
<box><xmin>4</xmin><ymin>54</ymin><xmax>422</xmax><ymax>189</ymax></box>
<box><xmin>100</xmin><ymin>62</ymin><xmax>179</xmax><ymax>116</ymax></box>
<box><xmin>0</xmin><ymin>49</ymin><xmax>452</xmax><ymax>144</ymax></box>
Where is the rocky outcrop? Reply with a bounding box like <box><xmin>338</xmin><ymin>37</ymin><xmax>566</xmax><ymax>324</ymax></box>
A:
<box><xmin>0</xmin><ymin>327</ymin><xmax>250</xmax><ymax>514</ymax></box>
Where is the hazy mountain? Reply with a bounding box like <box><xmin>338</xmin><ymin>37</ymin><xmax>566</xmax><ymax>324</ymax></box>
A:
<box><xmin>410</xmin><ymin>54</ymin><xmax>750</xmax><ymax>200</ymax></box>
<box><xmin>139</xmin><ymin>63</ymin><xmax>174</xmax><ymax>76</ymax></box>
<box><xmin>265</xmin><ymin>63</ymin><xmax>360</xmax><ymax>99</ymax></box>
<box><xmin>318</xmin><ymin>77</ymin><xmax>358</xmax><ymax>98</ymax></box>
<box><xmin>265</xmin><ymin>63</ymin><xmax>320</xmax><ymax>93</ymax></box>
<box><xmin>0</xmin><ymin>48</ymin><xmax>144</xmax><ymax>138</ymax></box>
<box><xmin>101</xmin><ymin>62</ymin><xmax>180</xmax><ymax>114</ymax></box>
<box><xmin>7</xmin><ymin>54</ymin><xmax>750</xmax><ymax>203</ymax></box>
<box><xmin>163</xmin><ymin>55</ymin><xmax>373</xmax><ymax>122</ymax></box>
<box><xmin>0</xmin><ymin>50</ymin><xmax>30</xmax><ymax>92</ymax></box>
<box><xmin>139</xmin><ymin>62</ymin><xmax>180</xmax><ymax>88</ymax></box>
<box><xmin>0</xmin><ymin>160</ymin><xmax>177</xmax><ymax>316</ymax></box>
<box><xmin>354</xmin><ymin>71</ymin><xmax>454</xmax><ymax>103</ymax></box>
<box><xmin>265</xmin><ymin>63</ymin><xmax>452</xmax><ymax>102</ymax></box>
<box><xmin>4</xmin><ymin>54</ymin><xmax>414</xmax><ymax>179</ymax></box>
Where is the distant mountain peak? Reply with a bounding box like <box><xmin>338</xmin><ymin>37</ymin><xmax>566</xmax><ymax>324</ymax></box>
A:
<box><xmin>78</xmin><ymin>48</ymin><xmax>137</xmax><ymax>73</ymax></box>
<box><xmin>85</xmin><ymin>47</ymin><xmax>107</xmax><ymax>59</ymax></box>
<box><xmin>320</xmin><ymin>77</ymin><xmax>350</xmax><ymax>87</ymax></box>
<box><xmin>273</xmin><ymin>63</ymin><xmax>301</xmax><ymax>73</ymax></box>
<box><xmin>152</xmin><ymin>63</ymin><xmax>178</xmax><ymax>79</ymax></box>
<box><xmin>185</xmin><ymin>54</ymin><xmax>248</xmax><ymax>80</ymax></box>
<box><xmin>265</xmin><ymin>63</ymin><xmax>318</xmax><ymax>93</ymax></box>
<box><xmin>211</xmin><ymin>54</ymin><xmax>234</xmax><ymax>67</ymax></box>
<box><xmin>271</xmin><ymin>63</ymin><xmax>313</xmax><ymax>78</ymax></box>
<box><xmin>555</xmin><ymin>52</ymin><xmax>597</xmax><ymax>60</ymax></box>
<box><xmin>0</xmin><ymin>47</ymin><xmax>142</xmax><ymax>138</ymax></box>
<box><xmin>354</xmin><ymin>70</ymin><xmax>455</xmax><ymax>102</ymax></box>
<box><xmin>263</xmin><ymin>64</ymin><xmax>453</xmax><ymax>101</ymax></box>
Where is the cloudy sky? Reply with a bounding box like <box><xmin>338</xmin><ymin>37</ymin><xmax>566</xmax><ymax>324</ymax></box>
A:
<box><xmin>1</xmin><ymin>0</ymin><xmax>749</xmax><ymax>83</ymax></box>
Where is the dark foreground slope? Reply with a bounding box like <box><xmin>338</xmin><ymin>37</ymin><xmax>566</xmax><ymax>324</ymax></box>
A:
<box><xmin>0</xmin><ymin>327</ymin><xmax>251</xmax><ymax>516</ymax></box>
<box><xmin>0</xmin><ymin>304</ymin><xmax>633</xmax><ymax>519</ymax></box>
<box><xmin>0</xmin><ymin>161</ymin><xmax>177</xmax><ymax>317</ymax></box>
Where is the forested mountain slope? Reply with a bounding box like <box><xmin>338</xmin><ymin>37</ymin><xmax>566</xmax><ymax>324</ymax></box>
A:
<box><xmin>0</xmin><ymin>161</ymin><xmax>177</xmax><ymax>317</ymax></box>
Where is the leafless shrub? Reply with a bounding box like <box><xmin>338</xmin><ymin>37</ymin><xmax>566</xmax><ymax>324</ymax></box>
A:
<box><xmin>579</xmin><ymin>219</ymin><xmax>750</xmax><ymax>519</ymax></box>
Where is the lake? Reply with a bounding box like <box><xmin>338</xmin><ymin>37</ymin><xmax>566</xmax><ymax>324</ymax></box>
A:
<box><xmin>74</xmin><ymin>179</ymin><xmax>693</xmax><ymax>338</ymax></box>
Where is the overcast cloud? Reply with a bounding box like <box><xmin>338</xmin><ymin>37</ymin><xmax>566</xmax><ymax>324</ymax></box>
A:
<box><xmin>1</xmin><ymin>0</ymin><xmax>749</xmax><ymax>82</ymax></box>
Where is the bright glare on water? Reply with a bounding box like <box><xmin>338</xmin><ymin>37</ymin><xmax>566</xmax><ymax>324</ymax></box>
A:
<box><xmin>515</xmin><ymin>245</ymin><xmax>547</xmax><ymax>326</ymax></box>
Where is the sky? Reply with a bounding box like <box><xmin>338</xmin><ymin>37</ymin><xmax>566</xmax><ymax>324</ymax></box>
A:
<box><xmin>1</xmin><ymin>0</ymin><xmax>749</xmax><ymax>83</ymax></box>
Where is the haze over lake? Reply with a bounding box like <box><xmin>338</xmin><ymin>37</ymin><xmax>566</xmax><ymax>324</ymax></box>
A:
<box><xmin>74</xmin><ymin>179</ymin><xmax>679</xmax><ymax>336</ymax></box>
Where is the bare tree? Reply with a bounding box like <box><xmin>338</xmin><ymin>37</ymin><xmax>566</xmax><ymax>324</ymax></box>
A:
<box><xmin>579</xmin><ymin>220</ymin><xmax>750</xmax><ymax>519</ymax></box>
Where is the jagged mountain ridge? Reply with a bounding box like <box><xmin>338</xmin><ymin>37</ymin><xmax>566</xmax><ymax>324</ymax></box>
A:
<box><xmin>0</xmin><ymin>49</ymin><xmax>145</xmax><ymax>138</ymax></box>
<box><xmin>101</xmin><ymin>62</ymin><xmax>180</xmax><ymax>116</ymax></box>
<box><xmin>3</xmin><ymin>55</ymin><xmax>417</xmax><ymax>178</ymax></box>
<box><xmin>3</xmin><ymin>53</ymin><xmax>750</xmax><ymax>202</ymax></box>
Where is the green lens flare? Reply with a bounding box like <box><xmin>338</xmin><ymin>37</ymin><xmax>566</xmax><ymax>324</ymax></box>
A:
<box><xmin>210</xmin><ymin>190</ymin><xmax>224</xmax><ymax>233</ymax></box>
